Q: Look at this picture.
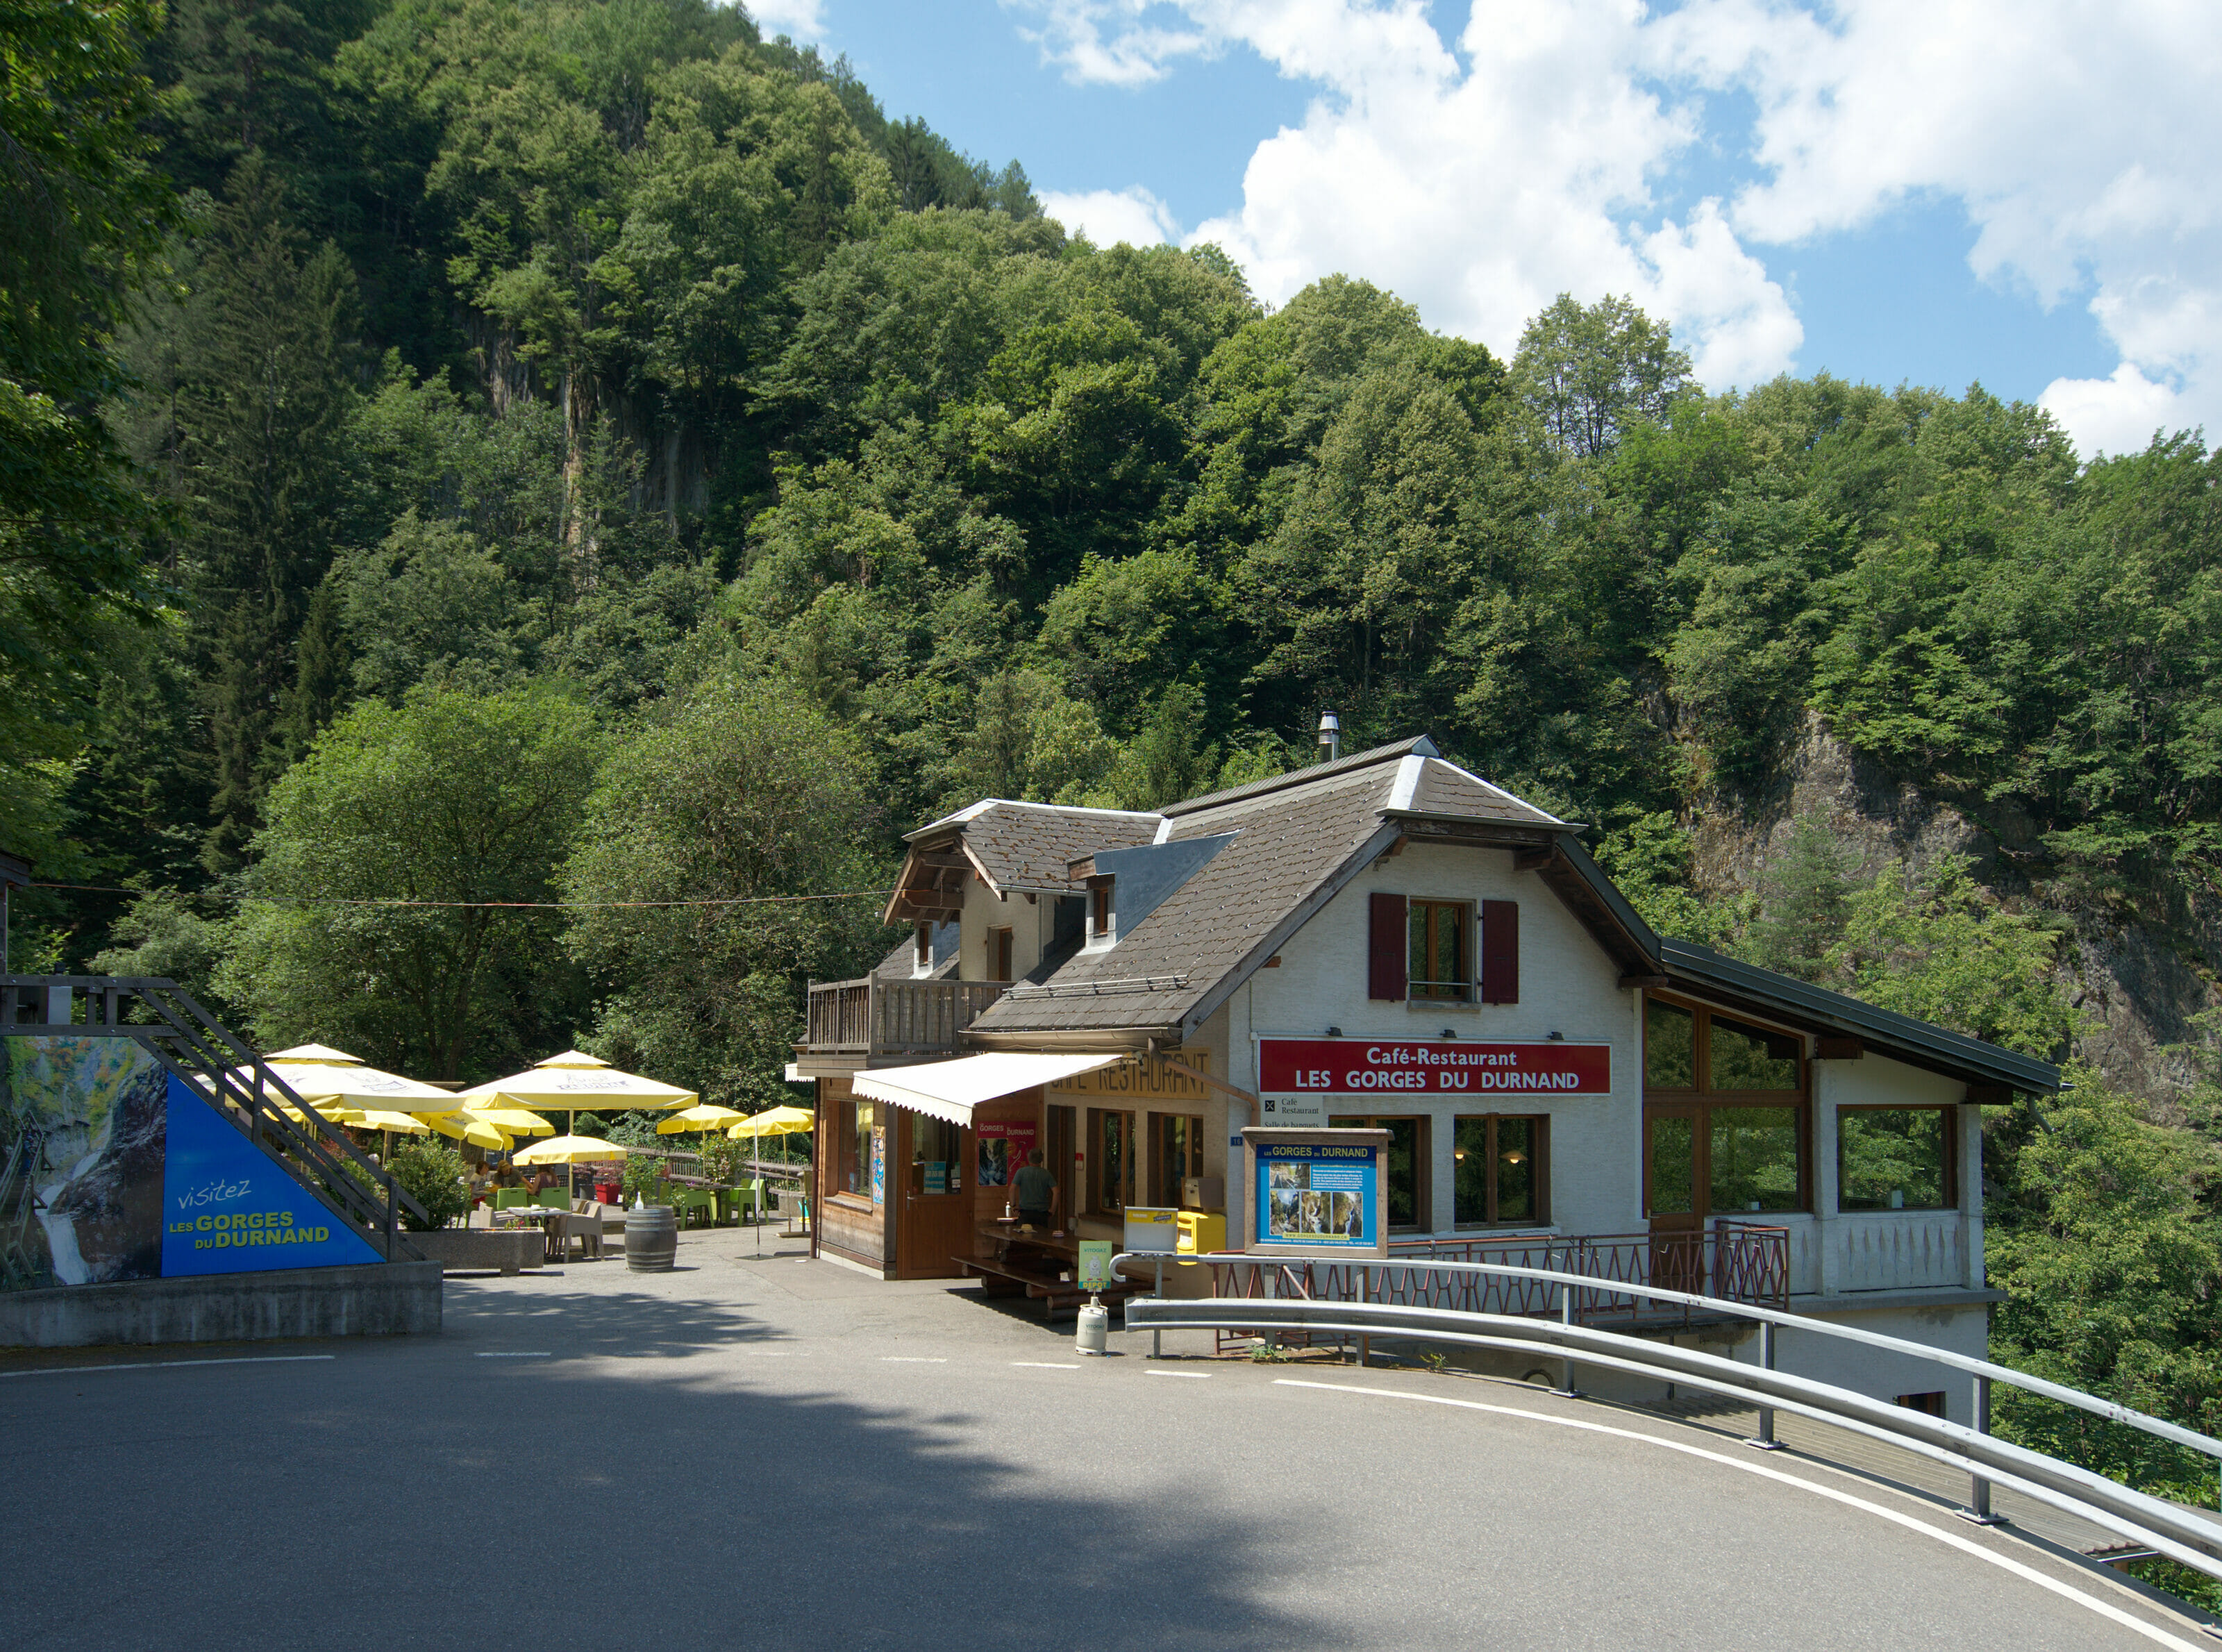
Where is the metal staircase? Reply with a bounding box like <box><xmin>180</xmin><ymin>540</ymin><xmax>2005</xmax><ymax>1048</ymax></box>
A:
<box><xmin>1</xmin><ymin>975</ymin><xmax>428</xmax><ymax>1261</ymax></box>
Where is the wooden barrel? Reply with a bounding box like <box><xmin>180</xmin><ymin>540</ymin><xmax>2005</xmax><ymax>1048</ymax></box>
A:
<box><xmin>626</xmin><ymin>1205</ymin><xmax>677</xmax><ymax>1272</ymax></box>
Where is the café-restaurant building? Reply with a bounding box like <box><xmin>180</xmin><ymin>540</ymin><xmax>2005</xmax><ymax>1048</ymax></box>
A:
<box><xmin>792</xmin><ymin>736</ymin><xmax>2057</xmax><ymax>1421</ymax></box>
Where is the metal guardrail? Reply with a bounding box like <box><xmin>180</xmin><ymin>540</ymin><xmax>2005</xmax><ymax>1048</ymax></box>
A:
<box><xmin>1116</xmin><ymin>1251</ymin><xmax>2222</xmax><ymax>1585</ymax></box>
<box><xmin>3</xmin><ymin>975</ymin><xmax>428</xmax><ymax>1260</ymax></box>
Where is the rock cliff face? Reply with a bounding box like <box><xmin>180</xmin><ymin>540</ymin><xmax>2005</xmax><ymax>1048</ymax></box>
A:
<box><xmin>1687</xmin><ymin>715</ymin><xmax>2219</xmax><ymax>1102</ymax></box>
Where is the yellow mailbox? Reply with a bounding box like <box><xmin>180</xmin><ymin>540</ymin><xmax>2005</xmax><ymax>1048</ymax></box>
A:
<box><xmin>1175</xmin><ymin>1209</ymin><xmax>1226</xmax><ymax>1261</ymax></box>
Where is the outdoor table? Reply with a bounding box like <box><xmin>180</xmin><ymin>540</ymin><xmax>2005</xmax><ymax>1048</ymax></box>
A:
<box><xmin>978</xmin><ymin>1219</ymin><xmax>1077</xmax><ymax>1274</ymax></box>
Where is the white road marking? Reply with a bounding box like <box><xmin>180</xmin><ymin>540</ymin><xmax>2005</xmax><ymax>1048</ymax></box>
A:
<box><xmin>1278</xmin><ymin>1380</ymin><xmax>2212</xmax><ymax>1652</ymax></box>
<box><xmin>880</xmin><ymin>1355</ymin><xmax>948</xmax><ymax>1363</ymax></box>
<box><xmin>476</xmin><ymin>1351</ymin><xmax>551</xmax><ymax>1358</ymax></box>
<box><xmin>0</xmin><ymin>1355</ymin><xmax>335</xmax><ymax>1378</ymax></box>
<box><xmin>1012</xmin><ymin>1361</ymin><xmax>1081</xmax><ymax>1369</ymax></box>
<box><xmin>1146</xmin><ymin>1369</ymin><xmax>1212</xmax><ymax>1379</ymax></box>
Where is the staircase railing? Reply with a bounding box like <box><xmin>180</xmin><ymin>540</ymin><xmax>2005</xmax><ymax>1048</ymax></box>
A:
<box><xmin>1</xmin><ymin>975</ymin><xmax>428</xmax><ymax>1261</ymax></box>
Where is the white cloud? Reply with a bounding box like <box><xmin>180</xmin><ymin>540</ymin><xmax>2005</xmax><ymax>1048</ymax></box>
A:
<box><xmin>1667</xmin><ymin>0</ymin><xmax>2222</xmax><ymax>453</ymax></box>
<box><xmin>1021</xmin><ymin>1</ymin><xmax>1803</xmax><ymax>390</ymax></box>
<box><xmin>2039</xmin><ymin>366</ymin><xmax>2190</xmax><ymax>460</ymax></box>
<box><xmin>1012</xmin><ymin>1</ymin><xmax>2222</xmax><ymax>453</ymax></box>
<box><xmin>747</xmin><ymin>0</ymin><xmax>826</xmax><ymax>39</ymax></box>
<box><xmin>1040</xmin><ymin>185</ymin><xmax>1181</xmax><ymax>247</ymax></box>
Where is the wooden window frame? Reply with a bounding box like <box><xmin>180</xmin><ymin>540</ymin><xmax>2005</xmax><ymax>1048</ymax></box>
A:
<box><xmin>1835</xmin><ymin>1104</ymin><xmax>1959</xmax><ymax>1212</ymax></box>
<box><xmin>1643</xmin><ymin>991</ymin><xmax>1812</xmax><ymax>1215</ymax></box>
<box><xmin>1087</xmin><ymin>1106</ymin><xmax>1135</xmax><ymax>1215</ymax></box>
<box><xmin>1407</xmin><ymin>899</ymin><xmax>1473</xmax><ymax>1001</ymax></box>
<box><xmin>1151</xmin><ymin>1112</ymin><xmax>1205</xmax><ymax>1204</ymax></box>
<box><xmin>913</xmin><ymin>921</ymin><xmax>933</xmax><ymax>971</ymax></box>
<box><xmin>835</xmin><ymin>1094</ymin><xmax>878</xmax><ymax>1205</ymax></box>
<box><xmin>1089</xmin><ymin>881</ymin><xmax>1113</xmax><ymax>941</ymax></box>
<box><xmin>1452</xmin><ymin>1113</ymin><xmax>1550</xmax><ymax>1228</ymax></box>
<box><xmin>1325</xmin><ymin>1112</ymin><xmax>1432</xmax><ymax>1232</ymax></box>
<box><xmin>988</xmin><ymin>926</ymin><xmax>1014</xmax><ymax>982</ymax></box>
<box><xmin>1047</xmin><ymin>1104</ymin><xmax>1077</xmax><ymax>1228</ymax></box>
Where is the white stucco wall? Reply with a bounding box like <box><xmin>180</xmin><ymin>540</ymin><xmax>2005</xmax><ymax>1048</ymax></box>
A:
<box><xmin>1235</xmin><ymin>839</ymin><xmax>1643</xmax><ymax>1240</ymax></box>
<box><xmin>956</xmin><ymin>878</ymin><xmax>1057</xmax><ymax>982</ymax></box>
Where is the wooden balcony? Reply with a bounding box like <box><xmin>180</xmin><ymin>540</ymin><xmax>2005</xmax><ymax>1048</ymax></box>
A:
<box><xmin>804</xmin><ymin>976</ymin><xmax>1008</xmax><ymax>1060</ymax></box>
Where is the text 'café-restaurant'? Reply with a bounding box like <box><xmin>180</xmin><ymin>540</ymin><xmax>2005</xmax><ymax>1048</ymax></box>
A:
<box><xmin>792</xmin><ymin>733</ymin><xmax>2057</xmax><ymax>1418</ymax></box>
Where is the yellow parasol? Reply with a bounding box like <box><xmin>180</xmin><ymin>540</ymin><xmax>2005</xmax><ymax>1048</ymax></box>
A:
<box><xmin>460</xmin><ymin>1050</ymin><xmax>695</xmax><ymax>1138</ymax></box>
<box><xmin>512</xmin><ymin>1133</ymin><xmax>630</xmax><ymax>1166</ymax></box>
<box><xmin>461</xmin><ymin>1104</ymin><xmax>556</xmax><ymax>1137</ymax></box>
<box><xmin>241</xmin><ymin>1044</ymin><xmax>460</xmax><ymax>1111</ymax></box>
<box><xmin>726</xmin><ymin>1105</ymin><xmax>814</xmax><ymax>1140</ymax></box>
<box><xmin>657</xmin><ymin>1104</ymin><xmax>748</xmax><ymax>1135</ymax></box>
<box><xmin>424</xmin><ymin>1111</ymin><xmax>508</xmax><ymax>1151</ymax></box>
<box><xmin>352</xmin><ymin>1109</ymin><xmax>431</xmax><ymax>1134</ymax></box>
<box><xmin>728</xmin><ymin>1105</ymin><xmax>815</xmax><ymax>1250</ymax></box>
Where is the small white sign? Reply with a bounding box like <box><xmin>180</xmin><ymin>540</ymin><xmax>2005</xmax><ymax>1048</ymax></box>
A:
<box><xmin>1259</xmin><ymin>1093</ymin><xmax>1326</xmax><ymax>1126</ymax></box>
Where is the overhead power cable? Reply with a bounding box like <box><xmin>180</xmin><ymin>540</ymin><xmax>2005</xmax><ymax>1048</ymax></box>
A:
<box><xmin>28</xmin><ymin>881</ymin><xmax>896</xmax><ymax>911</ymax></box>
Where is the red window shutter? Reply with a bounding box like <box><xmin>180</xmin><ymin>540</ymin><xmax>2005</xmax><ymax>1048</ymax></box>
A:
<box><xmin>1369</xmin><ymin>893</ymin><xmax>1407</xmax><ymax>1000</ymax></box>
<box><xmin>1480</xmin><ymin>899</ymin><xmax>1519</xmax><ymax>1003</ymax></box>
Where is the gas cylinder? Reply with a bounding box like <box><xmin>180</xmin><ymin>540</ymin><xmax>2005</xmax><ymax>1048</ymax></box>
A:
<box><xmin>1075</xmin><ymin>1294</ymin><xmax>1109</xmax><ymax>1355</ymax></box>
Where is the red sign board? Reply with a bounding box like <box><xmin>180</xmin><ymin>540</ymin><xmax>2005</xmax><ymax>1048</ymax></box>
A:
<box><xmin>1258</xmin><ymin>1037</ymin><xmax>1611</xmax><ymax>1096</ymax></box>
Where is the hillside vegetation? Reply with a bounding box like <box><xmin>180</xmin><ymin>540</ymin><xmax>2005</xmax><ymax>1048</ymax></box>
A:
<box><xmin>4</xmin><ymin>0</ymin><xmax>2220</xmax><ymax>1543</ymax></box>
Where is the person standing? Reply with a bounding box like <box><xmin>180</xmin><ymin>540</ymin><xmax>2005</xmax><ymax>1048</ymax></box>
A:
<box><xmin>1012</xmin><ymin>1147</ymin><xmax>1060</xmax><ymax>1233</ymax></box>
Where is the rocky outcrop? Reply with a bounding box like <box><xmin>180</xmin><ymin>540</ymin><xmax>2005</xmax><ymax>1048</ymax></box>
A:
<box><xmin>1689</xmin><ymin>715</ymin><xmax>2220</xmax><ymax>1101</ymax></box>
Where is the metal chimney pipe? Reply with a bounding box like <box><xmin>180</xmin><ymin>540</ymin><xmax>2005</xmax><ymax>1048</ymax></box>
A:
<box><xmin>1317</xmin><ymin>711</ymin><xmax>1342</xmax><ymax>763</ymax></box>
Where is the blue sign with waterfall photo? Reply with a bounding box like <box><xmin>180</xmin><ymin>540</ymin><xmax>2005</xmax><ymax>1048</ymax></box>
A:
<box><xmin>1</xmin><ymin>1039</ymin><xmax>383</xmax><ymax>1292</ymax></box>
<box><xmin>161</xmin><ymin>1076</ymin><xmax>380</xmax><ymax>1276</ymax></box>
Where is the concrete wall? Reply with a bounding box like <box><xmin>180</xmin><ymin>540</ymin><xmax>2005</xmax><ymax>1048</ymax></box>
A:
<box><xmin>0</xmin><ymin>1261</ymin><xmax>442</xmax><ymax>1349</ymax></box>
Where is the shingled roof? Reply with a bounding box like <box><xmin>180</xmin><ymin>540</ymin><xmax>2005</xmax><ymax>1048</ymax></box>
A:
<box><xmin>874</xmin><ymin>735</ymin><xmax>2062</xmax><ymax>1094</ymax></box>
<box><xmin>964</xmin><ymin>738</ymin><xmax>1571</xmax><ymax>1039</ymax></box>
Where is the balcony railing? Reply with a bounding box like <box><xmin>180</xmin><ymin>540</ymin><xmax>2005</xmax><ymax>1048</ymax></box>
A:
<box><xmin>804</xmin><ymin>976</ymin><xmax>1008</xmax><ymax>1058</ymax></box>
<box><xmin>1206</xmin><ymin>1221</ymin><xmax>1790</xmax><ymax>1337</ymax></box>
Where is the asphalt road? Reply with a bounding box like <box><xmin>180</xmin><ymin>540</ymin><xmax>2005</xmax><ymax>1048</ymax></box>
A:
<box><xmin>3</xmin><ymin>1227</ymin><xmax>2211</xmax><ymax>1652</ymax></box>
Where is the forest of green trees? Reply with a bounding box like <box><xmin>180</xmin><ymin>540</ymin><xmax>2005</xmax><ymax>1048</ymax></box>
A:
<box><xmin>5</xmin><ymin>0</ymin><xmax>2220</xmax><ymax>1562</ymax></box>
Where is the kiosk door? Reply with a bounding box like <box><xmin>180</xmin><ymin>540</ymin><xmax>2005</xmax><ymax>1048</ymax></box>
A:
<box><xmin>895</xmin><ymin>1110</ymin><xmax>973</xmax><ymax>1278</ymax></box>
<box><xmin>1645</xmin><ymin>1105</ymin><xmax>1706</xmax><ymax>1294</ymax></box>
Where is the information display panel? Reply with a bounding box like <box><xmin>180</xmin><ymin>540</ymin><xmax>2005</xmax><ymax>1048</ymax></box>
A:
<box><xmin>1241</xmin><ymin>1126</ymin><xmax>1390</xmax><ymax>1258</ymax></box>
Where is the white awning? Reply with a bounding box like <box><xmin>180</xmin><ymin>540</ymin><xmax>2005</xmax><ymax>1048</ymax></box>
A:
<box><xmin>853</xmin><ymin>1052</ymin><xmax>1124</xmax><ymax>1126</ymax></box>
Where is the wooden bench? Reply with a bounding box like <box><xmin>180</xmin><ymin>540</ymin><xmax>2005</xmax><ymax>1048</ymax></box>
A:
<box><xmin>953</xmin><ymin>1255</ymin><xmax>1144</xmax><ymax>1321</ymax></box>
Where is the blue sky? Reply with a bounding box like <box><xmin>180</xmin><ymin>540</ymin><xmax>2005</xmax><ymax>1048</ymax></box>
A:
<box><xmin>756</xmin><ymin>1</ymin><xmax>2218</xmax><ymax>459</ymax></box>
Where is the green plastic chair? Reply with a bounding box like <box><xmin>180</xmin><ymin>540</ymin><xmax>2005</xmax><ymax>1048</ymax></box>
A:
<box><xmin>494</xmin><ymin>1188</ymin><xmax>530</xmax><ymax>1210</ymax></box>
<box><xmin>537</xmin><ymin>1187</ymin><xmax>567</xmax><ymax>1210</ymax></box>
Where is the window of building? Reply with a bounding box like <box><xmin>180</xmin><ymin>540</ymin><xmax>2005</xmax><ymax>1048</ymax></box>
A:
<box><xmin>1153</xmin><ymin>1113</ymin><xmax>1204</xmax><ymax>1203</ymax></box>
<box><xmin>1838</xmin><ymin>1108</ymin><xmax>1955</xmax><ymax>1211</ymax></box>
<box><xmin>1089</xmin><ymin>882</ymin><xmax>1113</xmax><ymax>941</ymax></box>
<box><xmin>1048</xmin><ymin>1104</ymin><xmax>1076</xmax><ymax>1227</ymax></box>
<box><xmin>989</xmin><ymin>926</ymin><xmax>1013</xmax><ymax>981</ymax></box>
<box><xmin>1453</xmin><ymin>1115</ymin><xmax>1547</xmax><ymax>1226</ymax></box>
<box><xmin>1709</xmin><ymin>1107</ymin><xmax>1801</xmax><ymax>1212</ymax></box>
<box><xmin>1645</xmin><ymin>999</ymin><xmax>1696</xmax><ymax>1089</ymax></box>
<box><xmin>1327</xmin><ymin>1115</ymin><xmax>1429</xmax><ymax>1230</ymax></box>
<box><xmin>1710</xmin><ymin>1014</ymin><xmax>1802</xmax><ymax>1090</ymax></box>
<box><xmin>1089</xmin><ymin>1108</ymin><xmax>1134</xmax><ymax>1214</ymax></box>
<box><xmin>1644</xmin><ymin>994</ymin><xmax>1809</xmax><ymax>1217</ymax></box>
<box><xmin>908</xmin><ymin>1113</ymin><xmax>962</xmax><ymax>1195</ymax></box>
<box><xmin>913</xmin><ymin>921</ymin><xmax>932</xmax><ymax>971</ymax></box>
<box><xmin>846</xmin><ymin>1096</ymin><xmax>878</xmax><ymax>1198</ymax></box>
<box><xmin>1407</xmin><ymin>900</ymin><xmax>1471</xmax><ymax>1000</ymax></box>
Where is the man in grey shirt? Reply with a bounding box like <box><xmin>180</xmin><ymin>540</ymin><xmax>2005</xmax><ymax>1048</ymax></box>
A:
<box><xmin>1012</xmin><ymin>1148</ymin><xmax>1058</xmax><ymax>1231</ymax></box>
